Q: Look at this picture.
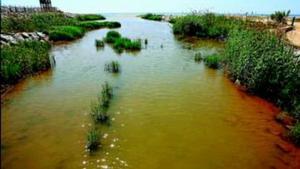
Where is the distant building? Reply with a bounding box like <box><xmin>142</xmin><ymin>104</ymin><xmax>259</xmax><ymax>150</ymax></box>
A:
<box><xmin>39</xmin><ymin>0</ymin><xmax>52</xmax><ymax>11</ymax></box>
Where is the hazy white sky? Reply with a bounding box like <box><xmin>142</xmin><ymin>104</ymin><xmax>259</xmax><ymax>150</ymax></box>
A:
<box><xmin>2</xmin><ymin>0</ymin><xmax>300</xmax><ymax>14</ymax></box>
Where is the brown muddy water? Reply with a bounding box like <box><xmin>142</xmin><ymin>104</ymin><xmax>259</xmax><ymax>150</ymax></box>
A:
<box><xmin>1</xmin><ymin>14</ymin><xmax>299</xmax><ymax>169</ymax></box>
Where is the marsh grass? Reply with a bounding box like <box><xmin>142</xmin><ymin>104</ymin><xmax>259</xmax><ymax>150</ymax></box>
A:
<box><xmin>77</xmin><ymin>21</ymin><xmax>121</xmax><ymax>30</ymax></box>
<box><xmin>105</xmin><ymin>61</ymin><xmax>120</xmax><ymax>73</ymax></box>
<box><xmin>49</xmin><ymin>26</ymin><xmax>85</xmax><ymax>41</ymax></box>
<box><xmin>86</xmin><ymin>129</ymin><xmax>100</xmax><ymax>151</ymax></box>
<box><xmin>194</xmin><ymin>52</ymin><xmax>203</xmax><ymax>62</ymax></box>
<box><xmin>76</xmin><ymin>14</ymin><xmax>105</xmax><ymax>21</ymax></box>
<box><xmin>113</xmin><ymin>38</ymin><xmax>142</xmax><ymax>51</ymax></box>
<box><xmin>1</xmin><ymin>41</ymin><xmax>51</xmax><ymax>91</ymax></box>
<box><xmin>140</xmin><ymin>13</ymin><xmax>163</xmax><ymax>21</ymax></box>
<box><xmin>104</xmin><ymin>31</ymin><xmax>121</xmax><ymax>43</ymax></box>
<box><xmin>204</xmin><ymin>54</ymin><xmax>222</xmax><ymax>69</ymax></box>
<box><xmin>95</xmin><ymin>39</ymin><xmax>105</xmax><ymax>47</ymax></box>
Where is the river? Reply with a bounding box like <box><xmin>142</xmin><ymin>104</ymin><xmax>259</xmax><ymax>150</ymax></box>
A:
<box><xmin>1</xmin><ymin>14</ymin><xmax>299</xmax><ymax>169</ymax></box>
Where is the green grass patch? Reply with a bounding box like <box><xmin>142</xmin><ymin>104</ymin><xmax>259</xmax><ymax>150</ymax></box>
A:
<box><xmin>289</xmin><ymin>123</ymin><xmax>300</xmax><ymax>146</ymax></box>
<box><xmin>140</xmin><ymin>13</ymin><xmax>163</xmax><ymax>21</ymax></box>
<box><xmin>104</xmin><ymin>31</ymin><xmax>122</xmax><ymax>43</ymax></box>
<box><xmin>113</xmin><ymin>37</ymin><xmax>141</xmax><ymax>52</ymax></box>
<box><xmin>1</xmin><ymin>41</ymin><xmax>51</xmax><ymax>90</ymax></box>
<box><xmin>49</xmin><ymin>26</ymin><xmax>85</xmax><ymax>41</ymax></box>
<box><xmin>105</xmin><ymin>61</ymin><xmax>120</xmax><ymax>73</ymax></box>
<box><xmin>86</xmin><ymin>129</ymin><xmax>100</xmax><ymax>151</ymax></box>
<box><xmin>76</xmin><ymin>14</ymin><xmax>105</xmax><ymax>21</ymax></box>
<box><xmin>204</xmin><ymin>54</ymin><xmax>222</xmax><ymax>69</ymax></box>
<box><xmin>224</xmin><ymin>29</ymin><xmax>300</xmax><ymax>118</ymax></box>
<box><xmin>77</xmin><ymin>21</ymin><xmax>121</xmax><ymax>30</ymax></box>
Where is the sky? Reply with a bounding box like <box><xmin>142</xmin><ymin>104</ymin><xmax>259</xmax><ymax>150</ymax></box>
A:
<box><xmin>2</xmin><ymin>0</ymin><xmax>300</xmax><ymax>14</ymax></box>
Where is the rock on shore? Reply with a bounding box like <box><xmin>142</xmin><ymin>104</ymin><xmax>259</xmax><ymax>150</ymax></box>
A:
<box><xmin>0</xmin><ymin>32</ymin><xmax>49</xmax><ymax>46</ymax></box>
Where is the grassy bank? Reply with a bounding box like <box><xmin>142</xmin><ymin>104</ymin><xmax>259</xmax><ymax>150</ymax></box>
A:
<box><xmin>1</xmin><ymin>12</ymin><xmax>121</xmax><ymax>41</ymax></box>
<box><xmin>1</xmin><ymin>41</ymin><xmax>51</xmax><ymax>92</ymax></box>
<box><xmin>224</xmin><ymin>29</ymin><xmax>300</xmax><ymax>119</ymax></box>
<box><xmin>140</xmin><ymin>13</ymin><xmax>163</xmax><ymax>21</ymax></box>
<box><xmin>76</xmin><ymin>14</ymin><xmax>105</xmax><ymax>21</ymax></box>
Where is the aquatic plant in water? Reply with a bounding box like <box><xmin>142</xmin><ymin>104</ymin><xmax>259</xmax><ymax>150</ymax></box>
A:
<box><xmin>204</xmin><ymin>54</ymin><xmax>221</xmax><ymax>69</ymax></box>
<box><xmin>105</xmin><ymin>61</ymin><xmax>121</xmax><ymax>73</ymax></box>
<box><xmin>87</xmin><ymin>129</ymin><xmax>100</xmax><ymax>151</ymax></box>
<box><xmin>95</xmin><ymin>39</ymin><xmax>105</xmax><ymax>47</ymax></box>
<box><xmin>194</xmin><ymin>52</ymin><xmax>203</xmax><ymax>62</ymax></box>
<box><xmin>105</xmin><ymin>31</ymin><xmax>121</xmax><ymax>43</ymax></box>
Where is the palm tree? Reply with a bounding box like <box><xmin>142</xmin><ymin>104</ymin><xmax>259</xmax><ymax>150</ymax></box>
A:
<box><xmin>270</xmin><ymin>10</ymin><xmax>290</xmax><ymax>24</ymax></box>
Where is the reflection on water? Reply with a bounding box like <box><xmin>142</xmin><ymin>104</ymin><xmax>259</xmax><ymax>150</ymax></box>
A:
<box><xmin>1</xmin><ymin>14</ymin><xmax>299</xmax><ymax>169</ymax></box>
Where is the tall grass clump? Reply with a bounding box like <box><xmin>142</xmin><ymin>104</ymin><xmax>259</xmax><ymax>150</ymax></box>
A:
<box><xmin>140</xmin><ymin>13</ymin><xmax>163</xmax><ymax>21</ymax></box>
<box><xmin>289</xmin><ymin>123</ymin><xmax>300</xmax><ymax>146</ymax></box>
<box><xmin>173</xmin><ymin>12</ymin><xmax>244</xmax><ymax>38</ymax></box>
<box><xmin>104</xmin><ymin>31</ymin><xmax>121</xmax><ymax>43</ymax></box>
<box><xmin>77</xmin><ymin>21</ymin><xmax>121</xmax><ymax>30</ymax></box>
<box><xmin>76</xmin><ymin>14</ymin><xmax>105</xmax><ymax>21</ymax></box>
<box><xmin>95</xmin><ymin>39</ymin><xmax>104</xmax><ymax>47</ymax></box>
<box><xmin>1</xmin><ymin>41</ymin><xmax>51</xmax><ymax>91</ymax></box>
<box><xmin>194</xmin><ymin>52</ymin><xmax>203</xmax><ymax>62</ymax></box>
<box><xmin>105</xmin><ymin>61</ymin><xmax>120</xmax><ymax>73</ymax></box>
<box><xmin>49</xmin><ymin>26</ymin><xmax>85</xmax><ymax>41</ymax></box>
<box><xmin>113</xmin><ymin>38</ymin><xmax>141</xmax><ymax>51</ymax></box>
<box><xmin>270</xmin><ymin>10</ymin><xmax>290</xmax><ymax>24</ymax></box>
<box><xmin>86</xmin><ymin>129</ymin><xmax>100</xmax><ymax>151</ymax></box>
<box><xmin>204</xmin><ymin>54</ymin><xmax>222</xmax><ymax>69</ymax></box>
<box><xmin>224</xmin><ymin>29</ymin><xmax>300</xmax><ymax>119</ymax></box>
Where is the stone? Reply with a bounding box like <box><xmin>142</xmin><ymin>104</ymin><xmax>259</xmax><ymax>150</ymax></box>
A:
<box><xmin>36</xmin><ymin>32</ymin><xmax>46</xmax><ymax>38</ymax></box>
<box><xmin>234</xmin><ymin>79</ymin><xmax>241</xmax><ymax>86</ymax></box>
<box><xmin>0</xmin><ymin>34</ymin><xmax>14</xmax><ymax>42</ymax></box>
<box><xmin>14</xmin><ymin>33</ymin><xmax>25</xmax><ymax>41</ymax></box>
<box><xmin>21</xmin><ymin>32</ymin><xmax>30</xmax><ymax>38</ymax></box>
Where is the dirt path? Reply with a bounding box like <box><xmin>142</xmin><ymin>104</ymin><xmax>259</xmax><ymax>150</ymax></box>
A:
<box><xmin>287</xmin><ymin>22</ymin><xmax>300</xmax><ymax>48</ymax></box>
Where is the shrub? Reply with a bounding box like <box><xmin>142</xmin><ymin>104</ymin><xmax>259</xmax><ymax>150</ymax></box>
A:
<box><xmin>1</xmin><ymin>41</ymin><xmax>51</xmax><ymax>90</ymax></box>
<box><xmin>104</xmin><ymin>31</ymin><xmax>121</xmax><ymax>43</ymax></box>
<box><xmin>77</xmin><ymin>21</ymin><xmax>121</xmax><ymax>30</ymax></box>
<box><xmin>76</xmin><ymin>14</ymin><xmax>105</xmax><ymax>21</ymax></box>
<box><xmin>101</xmin><ymin>82</ymin><xmax>113</xmax><ymax>100</ymax></box>
<box><xmin>194</xmin><ymin>52</ymin><xmax>203</xmax><ymax>62</ymax></box>
<box><xmin>270</xmin><ymin>10</ymin><xmax>290</xmax><ymax>24</ymax></box>
<box><xmin>289</xmin><ymin>123</ymin><xmax>300</xmax><ymax>146</ymax></box>
<box><xmin>140</xmin><ymin>13</ymin><xmax>163</xmax><ymax>21</ymax></box>
<box><xmin>224</xmin><ymin>29</ymin><xmax>300</xmax><ymax>118</ymax></box>
<box><xmin>49</xmin><ymin>26</ymin><xmax>85</xmax><ymax>41</ymax></box>
<box><xmin>95</xmin><ymin>39</ymin><xmax>104</xmax><ymax>47</ymax></box>
<box><xmin>105</xmin><ymin>61</ymin><xmax>120</xmax><ymax>73</ymax></box>
<box><xmin>86</xmin><ymin>129</ymin><xmax>100</xmax><ymax>151</ymax></box>
<box><xmin>204</xmin><ymin>54</ymin><xmax>222</xmax><ymax>69</ymax></box>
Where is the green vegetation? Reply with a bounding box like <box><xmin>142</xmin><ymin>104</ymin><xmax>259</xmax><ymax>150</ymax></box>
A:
<box><xmin>270</xmin><ymin>10</ymin><xmax>290</xmax><ymax>24</ymax></box>
<box><xmin>49</xmin><ymin>26</ymin><xmax>85</xmax><ymax>41</ymax></box>
<box><xmin>204</xmin><ymin>54</ymin><xmax>222</xmax><ymax>69</ymax></box>
<box><xmin>1</xmin><ymin>13</ymin><xmax>121</xmax><ymax>42</ymax></box>
<box><xmin>86</xmin><ymin>129</ymin><xmax>100</xmax><ymax>151</ymax></box>
<box><xmin>77</xmin><ymin>21</ymin><xmax>121</xmax><ymax>30</ymax></box>
<box><xmin>104</xmin><ymin>31</ymin><xmax>121</xmax><ymax>43</ymax></box>
<box><xmin>173</xmin><ymin>13</ymin><xmax>240</xmax><ymax>38</ymax></box>
<box><xmin>1</xmin><ymin>41</ymin><xmax>51</xmax><ymax>91</ymax></box>
<box><xmin>90</xmin><ymin>82</ymin><xmax>113</xmax><ymax>124</ymax></box>
<box><xmin>140</xmin><ymin>13</ymin><xmax>163</xmax><ymax>21</ymax></box>
<box><xmin>105</xmin><ymin>61</ymin><xmax>120</xmax><ymax>73</ymax></box>
<box><xmin>224</xmin><ymin>29</ymin><xmax>300</xmax><ymax>118</ymax></box>
<box><xmin>113</xmin><ymin>38</ymin><xmax>142</xmax><ymax>51</ymax></box>
<box><xmin>76</xmin><ymin>14</ymin><xmax>105</xmax><ymax>21</ymax></box>
<box><xmin>104</xmin><ymin>31</ymin><xmax>142</xmax><ymax>52</ymax></box>
<box><xmin>194</xmin><ymin>52</ymin><xmax>203</xmax><ymax>62</ymax></box>
<box><xmin>289</xmin><ymin>123</ymin><xmax>300</xmax><ymax>146</ymax></box>
<box><xmin>95</xmin><ymin>39</ymin><xmax>104</xmax><ymax>47</ymax></box>
<box><xmin>1</xmin><ymin>13</ymin><xmax>78</xmax><ymax>33</ymax></box>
